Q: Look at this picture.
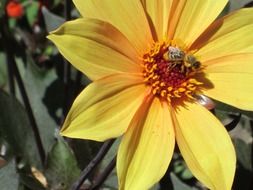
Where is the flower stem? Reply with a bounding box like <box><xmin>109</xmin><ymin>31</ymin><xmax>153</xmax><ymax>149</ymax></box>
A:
<box><xmin>91</xmin><ymin>156</ymin><xmax>116</xmax><ymax>190</ymax></box>
<box><xmin>71</xmin><ymin>139</ymin><xmax>115</xmax><ymax>190</ymax></box>
<box><xmin>6</xmin><ymin>52</ymin><xmax>16</xmax><ymax>95</ymax></box>
<box><xmin>62</xmin><ymin>0</ymin><xmax>72</xmax><ymax>117</ymax></box>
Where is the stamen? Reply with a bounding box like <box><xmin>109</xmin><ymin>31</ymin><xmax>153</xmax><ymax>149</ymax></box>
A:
<box><xmin>142</xmin><ymin>41</ymin><xmax>203</xmax><ymax>102</ymax></box>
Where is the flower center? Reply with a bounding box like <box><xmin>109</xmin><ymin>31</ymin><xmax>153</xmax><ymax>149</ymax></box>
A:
<box><xmin>142</xmin><ymin>41</ymin><xmax>203</xmax><ymax>102</ymax></box>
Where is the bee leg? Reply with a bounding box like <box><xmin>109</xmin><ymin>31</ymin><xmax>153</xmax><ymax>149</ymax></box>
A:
<box><xmin>180</xmin><ymin>64</ymin><xmax>185</xmax><ymax>73</ymax></box>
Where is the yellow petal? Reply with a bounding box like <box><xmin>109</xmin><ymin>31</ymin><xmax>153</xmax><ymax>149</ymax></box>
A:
<box><xmin>203</xmin><ymin>72</ymin><xmax>253</xmax><ymax>111</ymax></box>
<box><xmin>61</xmin><ymin>74</ymin><xmax>148</xmax><ymax>141</ymax></box>
<box><xmin>203</xmin><ymin>54</ymin><xmax>253</xmax><ymax>111</ymax></box>
<box><xmin>173</xmin><ymin>102</ymin><xmax>236</xmax><ymax>190</ymax></box>
<box><xmin>167</xmin><ymin>0</ymin><xmax>186</xmax><ymax>40</ymax></box>
<box><xmin>141</xmin><ymin>0</ymin><xmax>173</xmax><ymax>41</ymax></box>
<box><xmin>48</xmin><ymin>18</ymin><xmax>141</xmax><ymax>81</ymax></box>
<box><xmin>172</xmin><ymin>0</ymin><xmax>228</xmax><ymax>48</ymax></box>
<box><xmin>117</xmin><ymin>97</ymin><xmax>175</xmax><ymax>190</ymax></box>
<box><xmin>73</xmin><ymin>0</ymin><xmax>153</xmax><ymax>53</ymax></box>
<box><xmin>194</xmin><ymin>8</ymin><xmax>253</xmax><ymax>61</ymax></box>
<box><xmin>204</xmin><ymin>53</ymin><xmax>253</xmax><ymax>73</ymax></box>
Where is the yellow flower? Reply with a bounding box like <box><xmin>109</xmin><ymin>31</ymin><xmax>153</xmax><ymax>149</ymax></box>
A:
<box><xmin>48</xmin><ymin>0</ymin><xmax>253</xmax><ymax>189</ymax></box>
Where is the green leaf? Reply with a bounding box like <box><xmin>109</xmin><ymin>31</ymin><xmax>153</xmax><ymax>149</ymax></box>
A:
<box><xmin>173</xmin><ymin>158</ymin><xmax>193</xmax><ymax>180</ymax></box>
<box><xmin>170</xmin><ymin>172</ymin><xmax>195</xmax><ymax>190</ymax></box>
<box><xmin>69</xmin><ymin>139</ymin><xmax>94</xmax><ymax>170</ymax></box>
<box><xmin>229</xmin><ymin>117</ymin><xmax>253</xmax><ymax>145</ymax></box>
<box><xmin>16</xmin><ymin>56</ymin><xmax>58</xmax><ymax>155</ymax></box>
<box><xmin>232</xmin><ymin>138</ymin><xmax>252</xmax><ymax>190</ymax></box>
<box><xmin>45</xmin><ymin>136</ymin><xmax>81</xmax><ymax>190</ymax></box>
<box><xmin>173</xmin><ymin>160</ymin><xmax>184</xmax><ymax>174</ymax></box>
<box><xmin>234</xmin><ymin>139</ymin><xmax>252</xmax><ymax>170</ymax></box>
<box><xmin>0</xmin><ymin>160</ymin><xmax>19</xmax><ymax>190</ymax></box>
<box><xmin>8</xmin><ymin>18</ymin><xmax>17</xmax><ymax>29</ymax></box>
<box><xmin>0</xmin><ymin>52</ymin><xmax>7</xmax><ymax>89</ymax></box>
<box><xmin>25</xmin><ymin>1</ymin><xmax>39</xmax><ymax>26</ymax></box>
<box><xmin>0</xmin><ymin>90</ymin><xmax>41</xmax><ymax>168</ymax></box>
<box><xmin>181</xmin><ymin>168</ymin><xmax>193</xmax><ymax>180</ymax></box>
<box><xmin>230</xmin><ymin>115</ymin><xmax>252</xmax><ymax>170</ymax></box>
<box><xmin>42</xmin><ymin>7</ymin><xmax>65</xmax><ymax>32</ymax></box>
<box><xmin>215</xmin><ymin>100</ymin><xmax>253</xmax><ymax>119</ymax></box>
<box><xmin>229</xmin><ymin>114</ymin><xmax>253</xmax><ymax>190</ymax></box>
<box><xmin>228</xmin><ymin>0</ymin><xmax>253</xmax><ymax>11</ymax></box>
<box><xmin>53</xmin><ymin>0</ymin><xmax>62</xmax><ymax>7</ymax></box>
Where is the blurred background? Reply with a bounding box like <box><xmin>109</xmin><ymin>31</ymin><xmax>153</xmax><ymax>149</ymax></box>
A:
<box><xmin>0</xmin><ymin>0</ymin><xmax>252</xmax><ymax>189</ymax></box>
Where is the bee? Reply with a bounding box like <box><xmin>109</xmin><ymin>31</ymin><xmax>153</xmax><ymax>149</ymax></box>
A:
<box><xmin>163</xmin><ymin>46</ymin><xmax>185</xmax><ymax>61</ymax></box>
<box><xmin>163</xmin><ymin>47</ymin><xmax>201</xmax><ymax>74</ymax></box>
<box><xmin>183</xmin><ymin>54</ymin><xmax>201</xmax><ymax>74</ymax></box>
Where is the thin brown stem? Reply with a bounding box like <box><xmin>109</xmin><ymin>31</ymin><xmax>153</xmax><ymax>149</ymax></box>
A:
<box><xmin>62</xmin><ymin>0</ymin><xmax>72</xmax><ymax>118</ymax></box>
<box><xmin>71</xmin><ymin>139</ymin><xmax>115</xmax><ymax>190</ymax></box>
<box><xmin>0</xmin><ymin>16</ymin><xmax>15</xmax><ymax>95</ymax></box>
<box><xmin>0</xmin><ymin>15</ymin><xmax>45</xmax><ymax>164</ymax></box>
<box><xmin>91</xmin><ymin>156</ymin><xmax>116</xmax><ymax>190</ymax></box>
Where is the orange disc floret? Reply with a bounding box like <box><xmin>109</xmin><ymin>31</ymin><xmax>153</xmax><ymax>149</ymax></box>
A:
<box><xmin>142</xmin><ymin>41</ymin><xmax>203</xmax><ymax>102</ymax></box>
